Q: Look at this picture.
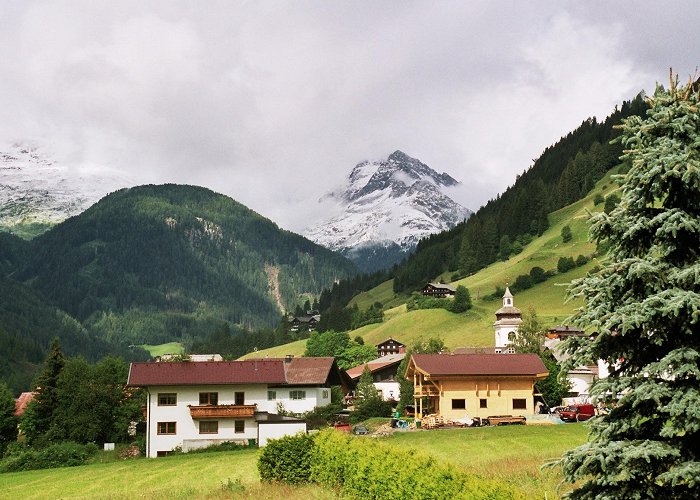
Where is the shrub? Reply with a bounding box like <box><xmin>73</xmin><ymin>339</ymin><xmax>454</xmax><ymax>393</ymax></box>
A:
<box><xmin>511</xmin><ymin>274</ymin><xmax>533</xmax><ymax>292</ymax></box>
<box><xmin>257</xmin><ymin>433</ymin><xmax>315</xmax><ymax>484</ymax></box>
<box><xmin>561</xmin><ymin>225</ymin><xmax>572</xmax><ymax>243</ymax></box>
<box><xmin>310</xmin><ymin>430</ymin><xmax>522</xmax><ymax>499</ymax></box>
<box><xmin>604</xmin><ymin>193</ymin><xmax>620</xmax><ymax>214</ymax></box>
<box><xmin>406</xmin><ymin>293</ymin><xmax>449</xmax><ymax>311</ymax></box>
<box><xmin>593</xmin><ymin>193</ymin><xmax>605</xmax><ymax>206</ymax></box>
<box><xmin>302</xmin><ymin>402</ymin><xmax>343</xmax><ymax>430</ymax></box>
<box><xmin>529</xmin><ymin>266</ymin><xmax>547</xmax><ymax>284</ymax></box>
<box><xmin>350</xmin><ymin>398</ymin><xmax>393</xmax><ymax>424</ymax></box>
<box><xmin>575</xmin><ymin>254</ymin><xmax>589</xmax><ymax>267</ymax></box>
<box><xmin>0</xmin><ymin>442</ymin><xmax>98</xmax><ymax>472</ymax></box>
<box><xmin>183</xmin><ymin>441</ymin><xmax>247</xmax><ymax>454</ymax></box>
<box><xmin>557</xmin><ymin>256</ymin><xmax>576</xmax><ymax>273</ymax></box>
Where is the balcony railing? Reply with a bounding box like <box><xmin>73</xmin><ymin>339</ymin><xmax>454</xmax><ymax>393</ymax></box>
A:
<box><xmin>413</xmin><ymin>387</ymin><xmax>440</xmax><ymax>398</ymax></box>
<box><xmin>188</xmin><ymin>404</ymin><xmax>256</xmax><ymax>419</ymax></box>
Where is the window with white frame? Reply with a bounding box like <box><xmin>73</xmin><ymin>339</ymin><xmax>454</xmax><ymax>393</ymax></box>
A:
<box><xmin>290</xmin><ymin>390</ymin><xmax>306</xmax><ymax>400</ymax></box>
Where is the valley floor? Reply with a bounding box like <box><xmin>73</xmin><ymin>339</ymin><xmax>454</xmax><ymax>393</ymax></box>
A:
<box><xmin>0</xmin><ymin>423</ymin><xmax>588</xmax><ymax>499</ymax></box>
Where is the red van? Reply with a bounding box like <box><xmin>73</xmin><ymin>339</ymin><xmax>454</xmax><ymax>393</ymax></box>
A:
<box><xmin>559</xmin><ymin>404</ymin><xmax>595</xmax><ymax>422</ymax></box>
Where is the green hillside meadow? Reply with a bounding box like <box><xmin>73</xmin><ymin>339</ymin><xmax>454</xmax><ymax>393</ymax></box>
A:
<box><xmin>248</xmin><ymin>170</ymin><xmax>620</xmax><ymax>358</ymax></box>
<box><xmin>0</xmin><ymin>424</ymin><xmax>588</xmax><ymax>499</ymax></box>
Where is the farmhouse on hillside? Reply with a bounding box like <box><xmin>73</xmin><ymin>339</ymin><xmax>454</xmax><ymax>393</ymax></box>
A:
<box><xmin>422</xmin><ymin>282</ymin><xmax>456</xmax><ymax>298</ymax></box>
<box><xmin>289</xmin><ymin>314</ymin><xmax>320</xmax><ymax>332</ymax></box>
<box><xmin>126</xmin><ymin>356</ymin><xmax>350</xmax><ymax>457</ymax></box>
<box><xmin>405</xmin><ymin>353</ymin><xmax>548</xmax><ymax>420</ymax></box>
<box><xmin>376</xmin><ymin>337</ymin><xmax>406</xmax><ymax>357</ymax></box>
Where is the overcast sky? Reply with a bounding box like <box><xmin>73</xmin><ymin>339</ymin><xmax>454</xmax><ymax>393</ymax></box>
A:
<box><xmin>1</xmin><ymin>1</ymin><xmax>698</xmax><ymax>231</ymax></box>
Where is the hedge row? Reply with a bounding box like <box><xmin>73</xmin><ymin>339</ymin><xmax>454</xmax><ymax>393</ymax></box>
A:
<box><xmin>259</xmin><ymin>431</ymin><xmax>523</xmax><ymax>499</ymax></box>
<box><xmin>0</xmin><ymin>442</ymin><xmax>98</xmax><ymax>473</ymax></box>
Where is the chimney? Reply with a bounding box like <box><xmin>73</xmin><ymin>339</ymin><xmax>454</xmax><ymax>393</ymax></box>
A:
<box><xmin>284</xmin><ymin>354</ymin><xmax>294</xmax><ymax>363</ymax></box>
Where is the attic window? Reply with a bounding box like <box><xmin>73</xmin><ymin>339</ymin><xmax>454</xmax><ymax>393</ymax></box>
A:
<box><xmin>507</xmin><ymin>299</ymin><xmax>511</xmax><ymax>305</ymax></box>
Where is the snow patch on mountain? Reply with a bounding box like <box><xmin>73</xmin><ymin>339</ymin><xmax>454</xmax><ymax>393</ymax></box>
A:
<box><xmin>304</xmin><ymin>151</ymin><xmax>472</xmax><ymax>268</ymax></box>
<box><xmin>0</xmin><ymin>142</ymin><xmax>137</xmax><ymax>233</ymax></box>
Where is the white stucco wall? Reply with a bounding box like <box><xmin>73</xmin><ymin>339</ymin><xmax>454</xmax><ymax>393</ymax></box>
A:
<box><xmin>374</xmin><ymin>381</ymin><xmax>400</xmax><ymax>401</ymax></box>
<box><xmin>145</xmin><ymin>384</ymin><xmax>329</xmax><ymax>457</ymax></box>
<box><xmin>268</xmin><ymin>386</ymin><xmax>331</xmax><ymax>414</ymax></box>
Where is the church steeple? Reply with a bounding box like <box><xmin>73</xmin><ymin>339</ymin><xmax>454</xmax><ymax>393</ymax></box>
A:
<box><xmin>503</xmin><ymin>287</ymin><xmax>513</xmax><ymax>308</ymax></box>
<box><xmin>493</xmin><ymin>287</ymin><xmax>522</xmax><ymax>350</ymax></box>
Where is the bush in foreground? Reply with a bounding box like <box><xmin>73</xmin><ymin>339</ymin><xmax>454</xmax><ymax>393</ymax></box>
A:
<box><xmin>257</xmin><ymin>433</ymin><xmax>315</xmax><ymax>484</ymax></box>
<box><xmin>258</xmin><ymin>430</ymin><xmax>522</xmax><ymax>499</ymax></box>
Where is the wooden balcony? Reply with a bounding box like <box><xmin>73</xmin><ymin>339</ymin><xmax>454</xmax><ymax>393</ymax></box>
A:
<box><xmin>413</xmin><ymin>387</ymin><xmax>440</xmax><ymax>397</ymax></box>
<box><xmin>188</xmin><ymin>404</ymin><xmax>256</xmax><ymax>419</ymax></box>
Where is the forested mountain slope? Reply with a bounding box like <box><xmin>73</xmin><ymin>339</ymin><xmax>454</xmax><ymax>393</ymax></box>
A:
<box><xmin>391</xmin><ymin>94</ymin><xmax>647</xmax><ymax>293</ymax></box>
<box><xmin>10</xmin><ymin>184</ymin><xmax>355</xmax><ymax>349</ymax></box>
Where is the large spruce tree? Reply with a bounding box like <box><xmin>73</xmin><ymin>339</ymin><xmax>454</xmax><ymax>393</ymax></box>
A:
<box><xmin>559</xmin><ymin>74</ymin><xmax>700</xmax><ymax>498</ymax></box>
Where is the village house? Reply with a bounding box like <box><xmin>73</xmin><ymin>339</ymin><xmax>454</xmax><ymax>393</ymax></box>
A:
<box><xmin>289</xmin><ymin>314</ymin><xmax>320</xmax><ymax>332</ymax></box>
<box><xmin>405</xmin><ymin>353</ymin><xmax>548</xmax><ymax>420</ymax></box>
<box><xmin>126</xmin><ymin>356</ymin><xmax>350</xmax><ymax>457</ymax></box>
<box><xmin>544</xmin><ymin>326</ymin><xmax>609</xmax><ymax>404</ymax></box>
<box><xmin>421</xmin><ymin>282</ymin><xmax>456</xmax><ymax>298</ymax></box>
<box><xmin>375</xmin><ymin>337</ymin><xmax>406</xmax><ymax>357</ymax></box>
<box><xmin>346</xmin><ymin>352</ymin><xmax>406</xmax><ymax>402</ymax></box>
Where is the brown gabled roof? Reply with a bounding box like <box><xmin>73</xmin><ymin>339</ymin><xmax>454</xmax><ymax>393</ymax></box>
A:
<box><xmin>126</xmin><ymin>359</ymin><xmax>287</xmax><ymax>386</ymax></box>
<box><xmin>411</xmin><ymin>353</ymin><xmax>547</xmax><ymax>377</ymax></box>
<box><xmin>346</xmin><ymin>353</ymin><xmax>406</xmax><ymax>380</ymax></box>
<box><xmin>284</xmin><ymin>357</ymin><xmax>335</xmax><ymax>385</ymax></box>
<box><xmin>14</xmin><ymin>392</ymin><xmax>36</xmax><ymax>417</ymax></box>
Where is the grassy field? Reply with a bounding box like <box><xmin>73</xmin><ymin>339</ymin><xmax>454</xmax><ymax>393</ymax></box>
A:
<box><xmin>0</xmin><ymin>449</ymin><xmax>333</xmax><ymax>500</ymax></box>
<box><xmin>140</xmin><ymin>342</ymin><xmax>184</xmax><ymax>358</ymax></box>
<box><xmin>383</xmin><ymin>423</ymin><xmax>589</xmax><ymax>498</ymax></box>
<box><xmin>248</xmin><ymin>171</ymin><xmax>620</xmax><ymax>359</ymax></box>
<box><xmin>0</xmin><ymin>424</ymin><xmax>588</xmax><ymax>499</ymax></box>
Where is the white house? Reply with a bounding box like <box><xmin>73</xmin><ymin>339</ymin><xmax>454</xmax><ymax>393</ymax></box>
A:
<box><xmin>494</xmin><ymin>287</ymin><xmax>522</xmax><ymax>351</ymax></box>
<box><xmin>127</xmin><ymin>356</ymin><xmax>350</xmax><ymax>457</ymax></box>
<box><xmin>346</xmin><ymin>352</ymin><xmax>405</xmax><ymax>402</ymax></box>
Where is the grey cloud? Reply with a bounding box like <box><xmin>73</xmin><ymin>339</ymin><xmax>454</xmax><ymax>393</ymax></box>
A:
<box><xmin>0</xmin><ymin>1</ymin><xmax>697</xmax><ymax>231</ymax></box>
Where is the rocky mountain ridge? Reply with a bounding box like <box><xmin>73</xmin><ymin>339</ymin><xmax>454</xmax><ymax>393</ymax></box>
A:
<box><xmin>305</xmin><ymin>150</ymin><xmax>472</xmax><ymax>271</ymax></box>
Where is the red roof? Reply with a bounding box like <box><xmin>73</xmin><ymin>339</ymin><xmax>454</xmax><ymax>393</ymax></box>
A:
<box><xmin>411</xmin><ymin>353</ymin><xmax>547</xmax><ymax>376</ymax></box>
<box><xmin>127</xmin><ymin>359</ymin><xmax>287</xmax><ymax>386</ymax></box>
<box><xmin>346</xmin><ymin>360</ymin><xmax>394</xmax><ymax>379</ymax></box>
<box><xmin>14</xmin><ymin>392</ymin><xmax>36</xmax><ymax>417</ymax></box>
<box><xmin>284</xmin><ymin>357</ymin><xmax>335</xmax><ymax>385</ymax></box>
<box><xmin>127</xmin><ymin>357</ymin><xmax>343</xmax><ymax>387</ymax></box>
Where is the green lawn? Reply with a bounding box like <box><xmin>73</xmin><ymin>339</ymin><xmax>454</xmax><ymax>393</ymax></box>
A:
<box><xmin>383</xmin><ymin>423</ymin><xmax>589</xmax><ymax>498</ymax></box>
<box><xmin>0</xmin><ymin>425</ymin><xmax>588</xmax><ymax>499</ymax></box>
<box><xmin>0</xmin><ymin>449</ymin><xmax>333</xmax><ymax>499</ymax></box>
<box><xmin>140</xmin><ymin>342</ymin><xmax>184</xmax><ymax>358</ymax></box>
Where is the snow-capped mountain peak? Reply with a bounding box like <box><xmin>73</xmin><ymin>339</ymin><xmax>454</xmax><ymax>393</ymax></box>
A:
<box><xmin>0</xmin><ymin>142</ymin><xmax>137</xmax><ymax>236</ymax></box>
<box><xmin>305</xmin><ymin>151</ymin><xmax>472</xmax><ymax>271</ymax></box>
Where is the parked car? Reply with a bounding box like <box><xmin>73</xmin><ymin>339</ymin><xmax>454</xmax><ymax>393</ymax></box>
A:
<box><xmin>559</xmin><ymin>404</ymin><xmax>595</xmax><ymax>422</ymax></box>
